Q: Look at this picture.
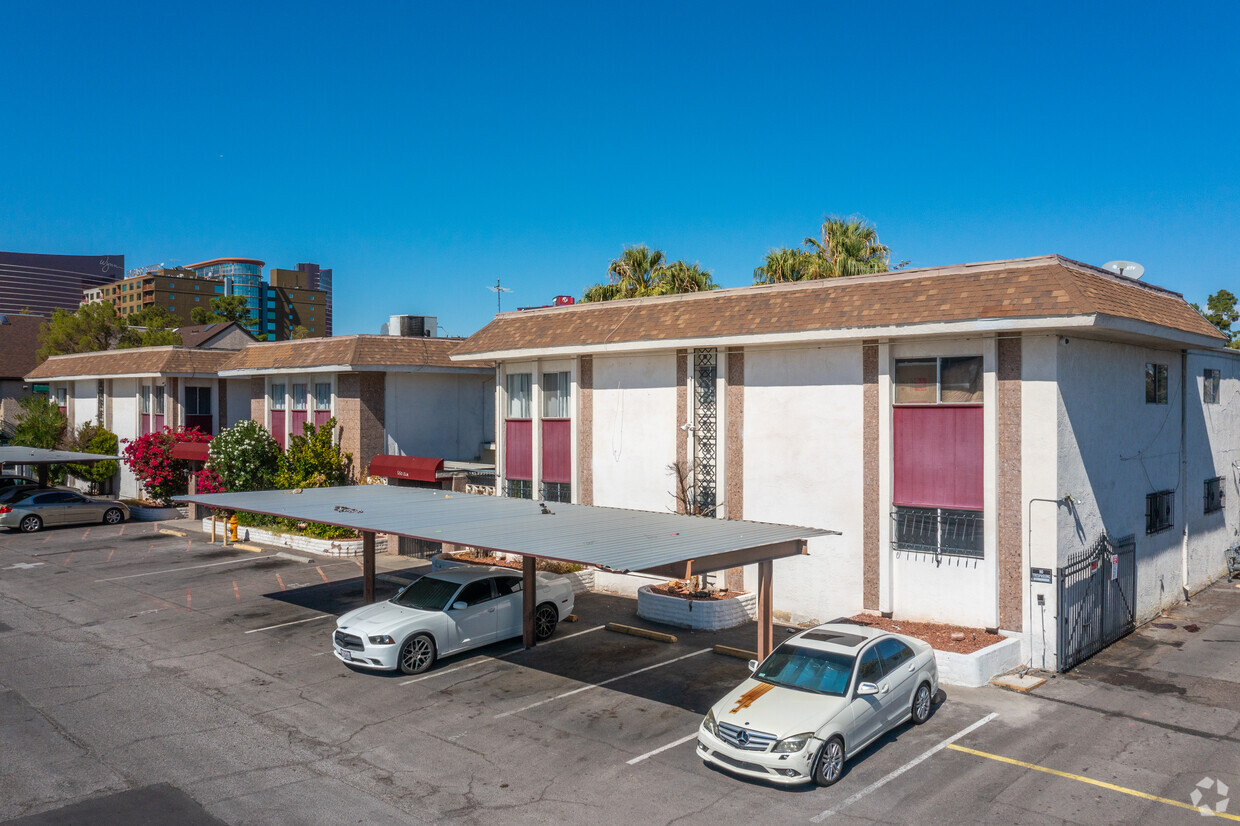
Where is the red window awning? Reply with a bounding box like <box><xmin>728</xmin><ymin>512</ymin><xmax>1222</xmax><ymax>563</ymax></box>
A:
<box><xmin>368</xmin><ymin>455</ymin><xmax>444</xmax><ymax>482</ymax></box>
<box><xmin>170</xmin><ymin>442</ymin><xmax>210</xmax><ymax>463</ymax></box>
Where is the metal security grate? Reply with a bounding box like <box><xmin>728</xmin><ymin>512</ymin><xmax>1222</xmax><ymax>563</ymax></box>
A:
<box><xmin>892</xmin><ymin>506</ymin><xmax>983</xmax><ymax>558</ymax></box>
<box><xmin>541</xmin><ymin>482</ymin><xmax>571</xmax><ymax>504</ymax></box>
<box><xmin>694</xmin><ymin>348</ymin><xmax>718</xmax><ymax>515</ymax></box>
<box><xmin>1058</xmin><ymin>534</ymin><xmax>1136</xmax><ymax>671</ymax></box>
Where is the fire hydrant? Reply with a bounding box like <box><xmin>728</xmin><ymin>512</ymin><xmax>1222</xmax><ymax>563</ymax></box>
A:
<box><xmin>228</xmin><ymin>514</ymin><xmax>239</xmax><ymax>542</ymax></box>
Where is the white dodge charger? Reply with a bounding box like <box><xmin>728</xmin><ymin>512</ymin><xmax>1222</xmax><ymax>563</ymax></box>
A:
<box><xmin>698</xmin><ymin>622</ymin><xmax>939</xmax><ymax>786</ymax></box>
<box><xmin>332</xmin><ymin>565</ymin><xmax>576</xmax><ymax>675</ymax></box>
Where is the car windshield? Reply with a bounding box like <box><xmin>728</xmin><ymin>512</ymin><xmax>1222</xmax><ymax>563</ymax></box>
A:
<box><xmin>390</xmin><ymin>576</ymin><xmax>460</xmax><ymax>611</ymax></box>
<box><xmin>754</xmin><ymin>645</ymin><xmax>855</xmax><ymax>696</ymax></box>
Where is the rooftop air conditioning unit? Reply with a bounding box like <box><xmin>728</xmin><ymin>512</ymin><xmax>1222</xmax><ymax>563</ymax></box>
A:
<box><xmin>387</xmin><ymin>315</ymin><xmax>438</xmax><ymax>337</ymax></box>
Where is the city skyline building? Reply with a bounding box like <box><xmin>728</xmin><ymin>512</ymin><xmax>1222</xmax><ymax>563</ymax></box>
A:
<box><xmin>295</xmin><ymin>263</ymin><xmax>333</xmax><ymax>336</ymax></box>
<box><xmin>0</xmin><ymin>251</ymin><xmax>124</xmax><ymax>317</ymax></box>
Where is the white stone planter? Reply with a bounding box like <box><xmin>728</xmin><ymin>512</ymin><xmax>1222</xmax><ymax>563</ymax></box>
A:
<box><xmin>933</xmin><ymin>635</ymin><xmax>1022</xmax><ymax>688</ymax></box>
<box><xmin>198</xmin><ymin>518</ymin><xmax>385</xmax><ymax>558</ymax></box>
<box><xmin>431</xmin><ymin>554</ymin><xmax>597</xmax><ymax>596</ymax></box>
<box><xmin>130</xmin><ymin>505</ymin><xmax>185</xmax><ymax>522</ymax></box>
<box><xmin>636</xmin><ymin>585</ymin><xmax>757</xmax><ymax>631</ymax></box>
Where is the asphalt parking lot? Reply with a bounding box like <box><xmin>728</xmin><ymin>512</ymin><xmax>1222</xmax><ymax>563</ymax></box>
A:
<box><xmin>2</xmin><ymin>521</ymin><xmax>1239</xmax><ymax>825</ymax></box>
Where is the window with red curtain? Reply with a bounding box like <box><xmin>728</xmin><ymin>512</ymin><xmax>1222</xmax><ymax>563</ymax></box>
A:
<box><xmin>504</xmin><ymin>373</ymin><xmax>533</xmax><ymax>483</ymax></box>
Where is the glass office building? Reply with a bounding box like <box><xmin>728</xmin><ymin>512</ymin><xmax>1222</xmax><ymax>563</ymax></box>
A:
<box><xmin>185</xmin><ymin>258</ymin><xmax>266</xmax><ymax>335</ymax></box>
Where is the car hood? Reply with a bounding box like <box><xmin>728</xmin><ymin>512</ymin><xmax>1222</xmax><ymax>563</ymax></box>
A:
<box><xmin>336</xmin><ymin>601</ymin><xmax>436</xmax><ymax>634</ymax></box>
<box><xmin>711</xmin><ymin>677</ymin><xmax>849</xmax><ymax>739</ymax></box>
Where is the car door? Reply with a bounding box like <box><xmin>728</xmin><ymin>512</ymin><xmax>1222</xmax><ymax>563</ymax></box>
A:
<box><xmin>875</xmin><ymin>638</ymin><xmax>917</xmax><ymax>727</ymax></box>
<box><xmin>447</xmin><ymin>579</ymin><xmax>500</xmax><ymax>651</ymax></box>
<box><xmin>59</xmin><ymin>492</ymin><xmax>99</xmax><ymax>525</ymax></box>
<box><xmin>846</xmin><ymin>644</ymin><xmax>888</xmax><ymax>749</ymax></box>
<box><xmin>493</xmin><ymin>575</ymin><xmax>524</xmax><ymax>639</ymax></box>
<box><xmin>27</xmin><ymin>491</ymin><xmax>71</xmax><ymax>525</ymax></box>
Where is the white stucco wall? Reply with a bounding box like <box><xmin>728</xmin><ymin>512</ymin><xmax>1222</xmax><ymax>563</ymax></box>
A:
<box><xmin>590</xmin><ymin>354</ymin><xmax>678</xmax><ymax>513</ymax></box>
<box><xmin>1183</xmin><ymin>349</ymin><xmax>1240</xmax><ymax>592</ymax></box>
<box><xmin>384</xmin><ymin>370</ymin><xmax>495</xmax><ymax>461</ymax></box>
<box><xmin>111</xmin><ymin>378</ymin><xmax>140</xmax><ymax>498</ymax></box>
<box><xmin>1057</xmin><ymin>337</ymin><xmax>1189</xmax><ymax>621</ymax></box>
<box><xmin>741</xmin><ymin>344</ymin><xmax>865</xmax><ymax>625</ymax></box>
<box><xmin>1021</xmin><ymin>334</ymin><xmax>1062</xmax><ymax>670</ymax></box>
<box><xmin>71</xmin><ymin>379</ymin><xmax>96</xmax><ymax>429</ymax></box>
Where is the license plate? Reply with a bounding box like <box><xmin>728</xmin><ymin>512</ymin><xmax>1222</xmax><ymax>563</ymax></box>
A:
<box><xmin>338</xmin><ymin>648</ymin><xmax>352</xmax><ymax>660</ymax></box>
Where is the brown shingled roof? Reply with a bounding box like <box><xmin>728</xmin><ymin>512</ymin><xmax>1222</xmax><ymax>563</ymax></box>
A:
<box><xmin>220</xmin><ymin>335</ymin><xmax>493</xmax><ymax>373</ymax></box>
<box><xmin>0</xmin><ymin>314</ymin><xmax>46</xmax><ymax>379</ymax></box>
<box><xmin>25</xmin><ymin>347</ymin><xmax>236</xmax><ymax>381</ymax></box>
<box><xmin>453</xmin><ymin>255</ymin><xmax>1224</xmax><ymax>356</ymax></box>
<box><xmin>176</xmin><ymin>321</ymin><xmax>255</xmax><ymax>348</ymax></box>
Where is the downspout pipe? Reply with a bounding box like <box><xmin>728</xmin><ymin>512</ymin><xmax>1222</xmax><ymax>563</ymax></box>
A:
<box><xmin>1181</xmin><ymin>349</ymin><xmax>1190</xmax><ymax>603</ymax></box>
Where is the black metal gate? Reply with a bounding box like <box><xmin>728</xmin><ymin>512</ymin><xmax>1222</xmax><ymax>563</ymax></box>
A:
<box><xmin>1057</xmin><ymin>533</ymin><xmax>1136</xmax><ymax>672</ymax></box>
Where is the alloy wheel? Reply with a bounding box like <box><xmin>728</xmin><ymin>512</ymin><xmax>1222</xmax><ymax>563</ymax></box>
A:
<box><xmin>816</xmin><ymin>738</ymin><xmax>845</xmax><ymax>786</ymax></box>
<box><xmin>401</xmin><ymin>636</ymin><xmax>434</xmax><ymax>673</ymax></box>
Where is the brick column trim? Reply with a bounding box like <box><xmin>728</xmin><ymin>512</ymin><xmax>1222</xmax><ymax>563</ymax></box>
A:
<box><xmin>862</xmin><ymin>342</ymin><xmax>880</xmax><ymax>610</ymax></box>
<box><xmin>725</xmin><ymin>347</ymin><xmax>745</xmax><ymax>592</ymax></box>
<box><xmin>997</xmin><ymin>335</ymin><xmax>1023</xmax><ymax>631</ymax></box>
<box><xmin>578</xmin><ymin>356</ymin><xmax>593</xmax><ymax>505</ymax></box>
<box><xmin>249</xmin><ymin>377</ymin><xmax>265</xmax><ymax>424</ymax></box>
<box><xmin>358</xmin><ymin>372</ymin><xmax>386</xmax><ymax>479</ymax></box>
<box><xmin>336</xmin><ymin>373</ymin><xmax>362</xmax><ymax>478</ymax></box>
<box><xmin>167</xmin><ymin>377</ymin><xmax>179</xmax><ymax>429</ymax></box>
<box><xmin>675</xmin><ymin>350</ymin><xmax>688</xmax><ymax>513</ymax></box>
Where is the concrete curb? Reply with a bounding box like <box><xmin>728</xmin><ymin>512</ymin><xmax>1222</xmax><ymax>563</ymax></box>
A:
<box><xmin>713</xmin><ymin>644</ymin><xmax>757</xmax><ymax>660</ymax></box>
<box><xmin>275</xmin><ymin>551</ymin><xmax>313</xmax><ymax>564</ymax></box>
<box><xmin>605</xmin><ymin>622</ymin><xmax>677</xmax><ymax>643</ymax></box>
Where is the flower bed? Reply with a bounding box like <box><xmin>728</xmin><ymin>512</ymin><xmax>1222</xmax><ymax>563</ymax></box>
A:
<box><xmin>841</xmin><ymin>614</ymin><xmax>1020</xmax><ymax>687</ymax></box>
<box><xmin>637</xmin><ymin>585</ymin><xmax>757</xmax><ymax>631</ymax></box>
<box><xmin>129</xmin><ymin>504</ymin><xmax>186</xmax><ymax>522</ymax></box>
<box><xmin>198</xmin><ymin>518</ymin><xmax>386</xmax><ymax>558</ymax></box>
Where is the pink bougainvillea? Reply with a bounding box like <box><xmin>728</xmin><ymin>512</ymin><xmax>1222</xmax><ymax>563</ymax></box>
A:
<box><xmin>121</xmin><ymin>427</ymin><xmax>211</xmax><ymax>504</ymax></box>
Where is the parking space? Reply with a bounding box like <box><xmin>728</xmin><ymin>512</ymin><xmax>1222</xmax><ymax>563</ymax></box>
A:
<box><xmin>3</xmin><ymin>523</ymin><xmax>1239</xmax><ymax>824</ymax></box>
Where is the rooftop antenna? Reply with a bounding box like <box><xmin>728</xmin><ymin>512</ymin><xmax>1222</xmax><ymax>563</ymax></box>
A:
<box><xmin>1103</xmin><ymin>260</ymin><xmax>1145</xmax><ymax>280</ymax></box>
<box><xmin>487</xmin><ymin>279</ymin><xmax>513</xmax><ymax>313</ymax></box>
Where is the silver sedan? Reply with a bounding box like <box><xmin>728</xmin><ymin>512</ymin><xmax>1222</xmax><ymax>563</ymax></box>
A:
<box><xmin>0</xmin><ymin>489</ymin><xmax>129</xmax><ymax>533</ymax></box>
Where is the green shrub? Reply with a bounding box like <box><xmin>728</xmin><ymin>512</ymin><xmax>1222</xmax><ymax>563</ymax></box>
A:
<box><xmin>65</xmin><ymin>423</ymin><xmax>118</xmax><ymax>493</ymax></box>
<box><xmin>275</xmin><ymin>417</ymin><xmax>352</xmax><ymax>489</ymax></box>
<box><xmin>208</xmin><ymin>420</ymin><xmax>281</xmax><ymax>493</ymax></box>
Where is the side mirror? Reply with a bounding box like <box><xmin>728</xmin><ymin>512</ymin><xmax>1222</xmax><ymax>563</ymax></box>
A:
<box><xmin>856</xmin><ymin>682</ymin><xmax>879</xmax><ymax>696</ymax></box>
<box><xmin>451</xmin><ymin>601</ymin><xmax>468</xmax><ymax>611</ymax></box>
<box><xmin>747</xmin><ymin>659</ymin><xmax>758</xmax><ymax>673</ymax></box>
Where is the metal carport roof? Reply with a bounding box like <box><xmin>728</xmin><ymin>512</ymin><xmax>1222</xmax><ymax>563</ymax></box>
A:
<box><xmin>1</xmin><ymin>446</ymin><xmax>120</xmax><ymax>486</ymax></box>
<box><xmin>174</xmin><ymin>484</ymin><xmax>837</xmax><ymax>574</ymax></box>
<box><xmin>176</xmin><ymin>484</ymin><xmax>839</xmax><ymax>657</ymax></box>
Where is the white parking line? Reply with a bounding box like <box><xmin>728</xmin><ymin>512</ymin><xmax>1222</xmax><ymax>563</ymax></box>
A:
<box><xmin>96</xmin><ymin>556</ymin><xmax>272</xmax><ymax>581</ymax></box>
<box><xmin>398</xmin><ymin>625</ymin><xmax>605</xmax><ymax>686</ymax></box>
<box><xmin>245</xmin><ymin>615</ymin><xmax>332</xmax><ymax>634</ymax></box>
<box><xmin>495</xmin><ymin>648</ymin><xmax>710</xmax><ymax>719</ymax></box>
<box><xmin>809</xmin><ymin>712</ymin><xmax>999</xmax><ymax>822</ymax></box>
<box><xmin>627</xmin><ymin>732</ymin><xmax>700</xmax><ymax>765</ymax></box>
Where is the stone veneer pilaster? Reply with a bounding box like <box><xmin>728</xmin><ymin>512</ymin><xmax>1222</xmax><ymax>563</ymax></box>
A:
<box><xmin>675</xmin><ymin>349</ymin><xmax>688</xmax><ymax>513</ymax></box>
<box><xmin>725</xmin><ymin>347</ymin><xmax>745</xmax><ymax>592</ymax></box>
<box><xmin>997</xmin><ymin>335</ymin><xmax>1023</xmax><ymax>631</ymax></box>
<box><xmin>862</xmin><ymin>342</ymin><xmax>880</xmax><ymax>610</ymax></box>
<box><xmin>336</xmin><ymin>372</ymin><xmax>386</xmax><ymax>480</ymax></box>
<box><xmin>249</xmin><ymin>377</ymin><xmax>265</xmax><ymax>424</ymax></box>
<box><xmin>167</xmin><ymin>377</ymin><xmax>179</xmax><ymax>428</ymax></box>
<box><xmin>578</xmin><ymin>356</ymin><xmax>593</xmax><ymax>505</ymax></box>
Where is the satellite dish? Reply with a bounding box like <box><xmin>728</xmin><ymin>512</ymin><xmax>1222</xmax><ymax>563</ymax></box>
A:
<box><xmin>1103</xmin><ymin>260</ymin><xmax>1145</xmax><ymax>280</ymax></box>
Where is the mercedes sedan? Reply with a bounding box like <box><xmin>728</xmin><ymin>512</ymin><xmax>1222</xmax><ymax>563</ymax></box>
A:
<box><xmin>0</xmin><ymin>488</ymin><xmax>129</xmax><ymax>533</ymax></box>
<box><xmin>332</xmin><ymin>565</ymin><xmax>576</xmax><ymax>675</ymax></box>
<box><xmin>698</xmin><ymin>622</ymin><xmax>939</xmax><ymax>787</ymax></box>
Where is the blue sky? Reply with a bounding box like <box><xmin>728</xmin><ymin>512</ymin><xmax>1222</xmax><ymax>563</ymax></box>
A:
<box><xmin>3</xmin><ymin>1</ymin><xmax>1238</xmax><ymax>337</ymax></box>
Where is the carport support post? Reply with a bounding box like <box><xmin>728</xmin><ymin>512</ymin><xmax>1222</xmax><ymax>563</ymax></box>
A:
<box><xmin>522</xmin><ymin>554</ymin><xmax>536</xmax><ymax>649</ymax></box>
<box><xmin>37</xmin><ymin>465</ymin><xmax>48</xmax><ymax>488</ymax></box>
<box><xmin>757</xmin><ymin>559</ymin><xmax>774</xmax><ymax>661</ymax></box>
<box><xmin>363</xmin><ymin>531</ymin><xmax>376</xmax><ymax>604</ymax></box>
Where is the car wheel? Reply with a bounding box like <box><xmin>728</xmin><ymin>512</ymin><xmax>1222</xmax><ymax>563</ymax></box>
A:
<box><xmin>911</xmin><ymin>682</ymin><xmax>933</xmax><ymax>725</ymax></box>
<box><xmin>398</xmin><ymin>633</ymin><xmax>436</xmax><ymax>675</ymax></box>
<box><xmin>813</xmin><ymin>736</ymin><xmax>846</xmax><ymax>787</ymax></box>
<box><xmin>534</xmin><ymin>603</ymin><xmax>558</xmax><ymax>641</ymax></box>
<box><xmin>19</xmin><ymin>515</ymin><xmax>42</xmax><ymax>533</ymax></box>
<box><xmin>103</xmin><ymin>508</ymin><xmax>124</xmax><ymax>525</ymax></box>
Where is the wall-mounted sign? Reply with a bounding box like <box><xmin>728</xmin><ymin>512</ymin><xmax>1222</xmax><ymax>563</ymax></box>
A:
<box><xmin>1030</xmin><ymin>567</ymin><xmax>1053</xmax><ymax>584</ymax></box>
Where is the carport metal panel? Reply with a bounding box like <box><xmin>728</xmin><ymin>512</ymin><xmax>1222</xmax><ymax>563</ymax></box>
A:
<box><xmin>176</xmin><ymin>485</ymin><xmax>838</xmax><ymax>657</ymax></box>
<box><xmin>0</xmin><ymin>446</ymin><xmax>121</xmax><ymax>487</ymax></box>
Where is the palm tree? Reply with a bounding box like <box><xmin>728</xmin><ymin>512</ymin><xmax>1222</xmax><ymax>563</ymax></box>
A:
<box><xmin>654</xmin><ymin>261</ymin><xmax>716</xmax><ymax>295</ymax></box>
<box><xmin>582</xmin><ymin>245</ymin><xmax>717</xmax><ymax>302</ymax></box>
<box><xmin>753</xmin><ymin>247</ymin><xmax>817</xmax><ymax>284</ymax></box>
<box><xmin>607</xmin><ymin>244</ymin><xmax>667</xmax><ymax>296</ymax></box>
<box><xmin>803</xmin><ymin>216</ymin><xmax>893</xmax><ymax>278</ymax></box>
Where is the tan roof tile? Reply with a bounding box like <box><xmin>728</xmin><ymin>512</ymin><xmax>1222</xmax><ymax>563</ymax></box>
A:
<box><xmin>220</xmin><ymin>335</ymin><xmax>493</xmax><ymax>372</ymax></box>
<box><xmin>453</xmin><ymin>255</ymin><xmax>1224</xmax><ymax>356</ymax></box>
<box><xmin>25</xmin><ymin>347</ymin><xmax>236</xmax><ymax>380</ymax></box>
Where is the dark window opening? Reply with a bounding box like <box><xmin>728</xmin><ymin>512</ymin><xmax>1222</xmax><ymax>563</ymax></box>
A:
<box><xmin>506</xmin><ymin>479</ymin><xmax>533</xmax><ymax>500</ymax></box>
<box><xmin>541</xmin><ymin>482</ymin><xmax>571</xmax><ymax>504</ymax></box>
<box><xmin>1204</xmin><ymin>369</ymin><xmax>1221</xmax><ymax>404</ymax></box>
<box><xmin>1204</xmin><ymin>477</ymin><xmax>1225</xmax><ymax>514</ymax></box>
<box><xmin>1146</xmin><ymin>363</ymin><xmax>1168</xmax><ymax>404</ymax></box>
<box><xmin>1146</xmin><ymin>490</ymin><xmax>1174</xmax><ymax>534</ymax></box>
